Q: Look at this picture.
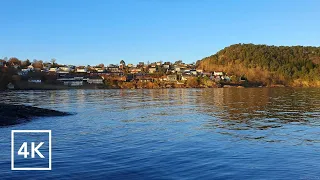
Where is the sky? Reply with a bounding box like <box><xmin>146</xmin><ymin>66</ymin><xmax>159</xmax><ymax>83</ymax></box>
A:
<box><xmin>1</xmin><ymin>0</ymin><xmax>320</xmax><ymax>66</ymax></box>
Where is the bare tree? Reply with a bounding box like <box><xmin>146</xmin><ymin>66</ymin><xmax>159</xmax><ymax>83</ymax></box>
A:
<box><xmin>51</xmin><ymin>58</ymin><xmax>57</xmax><ymax>67</ymax></box>
<box><xmin>51</xmin><ymin>58</ymin><xmax>57</xmax><ymax>64</ymax></box>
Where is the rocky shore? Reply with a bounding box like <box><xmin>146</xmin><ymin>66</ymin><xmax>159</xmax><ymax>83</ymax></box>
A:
<box><xmin>0</xmin><ymin>103</ymin><xmax>71</xmax><ymax>126</ymax></box>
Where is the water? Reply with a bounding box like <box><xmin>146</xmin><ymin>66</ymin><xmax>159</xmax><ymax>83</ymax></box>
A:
<box><xmin>0</xmin><ymin>88</ymin><xmax>320</xmax><ymax>179</ymax></box>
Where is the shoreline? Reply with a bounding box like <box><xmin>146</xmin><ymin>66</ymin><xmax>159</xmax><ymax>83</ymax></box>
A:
<box><xmin>2</xmin><ymin>85</ymin><xmax>295</xmax><ymax>91</ymax></box>
<box><xmin>0</xmin><ymin>103</ymin><xmax>72</xmax><ymax>126</ymax></box>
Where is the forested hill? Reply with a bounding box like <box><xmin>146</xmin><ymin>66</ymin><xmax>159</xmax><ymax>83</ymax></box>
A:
<box><xmin>196</xmin><ymin>43</ymin><xmax>320</xmax><ymax>87</ymax></box>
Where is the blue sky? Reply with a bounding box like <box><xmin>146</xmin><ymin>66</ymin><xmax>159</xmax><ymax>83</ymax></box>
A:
<box><xmin>1</xmin><ymin>0</ymin><xmax>320</xmax><ymax>65</ymax></box>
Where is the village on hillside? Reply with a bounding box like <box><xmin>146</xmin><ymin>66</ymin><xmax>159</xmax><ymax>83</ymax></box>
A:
<box><xmin>0</xmin><ymin>58</ymin><xmax>248</xmax><ymax>90</ymax></box>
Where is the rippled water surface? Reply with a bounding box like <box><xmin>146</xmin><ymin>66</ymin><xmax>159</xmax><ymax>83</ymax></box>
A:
<box><xmin>0</xmin><ymin>88</ymin><xmax>320</xmax><ymax>179</ymax></box>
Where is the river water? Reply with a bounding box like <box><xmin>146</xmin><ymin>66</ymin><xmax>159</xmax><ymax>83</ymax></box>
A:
<box><xmin>0</xmin><ymin>88</ymin><xmax>319</xmax><ymax>179</ymax></box>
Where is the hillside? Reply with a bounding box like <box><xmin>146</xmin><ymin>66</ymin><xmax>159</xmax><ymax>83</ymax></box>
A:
<box><xmin>196</xmin><ymin>43</ymin><xmax>320</xmax><ymax>87</ymax></box>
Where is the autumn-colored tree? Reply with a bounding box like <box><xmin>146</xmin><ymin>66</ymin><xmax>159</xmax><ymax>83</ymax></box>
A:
<box><xmin>32</xmin><ymin>60</ymin><xmax>43</xmax><ymax>69</ymax></box>
<box><xmin>197</xmin><ymin>44</ymin><xmax>320</xmax><ymax>86</ymax></box>
<box><xmin>21</xmin><ymin>59</ymin><xmax>31</xmax><ymax>68</ymax></box>
<box><xmin>186</xmin><ymin>77</ymin><xmax>199</xmax><ymax>87</ymax></box>
<box><xmin>8</xmin><ymin>57</ymin><xmax>21</xmax><ymax>66</ymax></box>
<box><xmin>97</xmin><ymin>63</ymin><xmax>104</xmax><ymax>68</ymax></box>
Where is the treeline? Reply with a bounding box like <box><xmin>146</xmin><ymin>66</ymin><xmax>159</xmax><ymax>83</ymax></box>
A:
<box><xmin>197</xmin><ymin>43</ymin><xmax>320</xmax><ymax>87</ymax></box>
<box><xmin>0</xmin><ymin>57</ymin><xmax>58</xmax><ymax>69</ymax></box>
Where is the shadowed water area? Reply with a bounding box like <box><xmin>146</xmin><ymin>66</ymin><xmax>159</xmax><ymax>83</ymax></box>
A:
<box><xmin>0</xmin><ymin>88</ymin><xmax>319</xmax><ymax>179</ymax></box>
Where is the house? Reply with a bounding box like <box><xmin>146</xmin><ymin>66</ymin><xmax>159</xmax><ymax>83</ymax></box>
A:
<box><xmin>87</xmin><ymin>76</ymin><xmax>104</xmax><ymax>84</ymax></box>
<box><xmin>223</xmin><ymin>76</ymin><xmax>231</xmax><ymax>82</ymax></box>
<box><xmin>59</xmin><ymin>66</ymin><xmax>71</xmax><ymax>72</ymax></box>
<box><xmin>196</xmin><ymin>69</ymin><xmax>203</xmax><ymax>73</ymax></box>
<box><xmin>18</xmin><ymin>69</ymin><xmax>30</xmax><ymax>76</ymax></box>
<box><xmin>27</xmin><ymin>65</ymin><xmax>34</xmax><ymax>70</ymax></box>
<box><xmin>76</xmin><ymin>67</ymin><xmax>87</xmax><ymax>73</ymax></box>
<box><xmin>93</xmin><ymin>67</ymin><xmax>105</xmax><ymax>73</ymax></box>
<box><xmin>181</xmin><ymin>75</ymin><xmax>192</xmax><ymax>81</ymax></box>
<box><xmin>169</xmin><ymin>69</ymin><xmax>176</xmax><ymax>74</ymax></box>
<box><xmin>190</xmin><ymin>70</ymin><xmax>198</xmax><ymax>75</ymax></box>
<box><xmin>130</xmin><ymin>68</ymin><xmax>142</xmax><ymax>74</ymax></box>
<box><xmin>57</xmin><ymin>76</ymin><xmax>84</xmax><ymax>86</ymax></box>
<box><xmin>42</xmin><ymin>67</ymin><xmax>49</xmax><ymax>72</ymax></box>
<box><xmin>182</xmin><ymin>68</ymin><xmax>191</xmax><ymax>73</ymax></box>
<box><xmin>148</xmin><ymin>67</ymin><xmax>157</xmax><ymax>74</ymax></box>
<box><xmin>64</xmin><ymin>81</ymin><xmax>83</xmax><ymax>86</ymax></box>
<box><xmin>28</xmin><ymin>77</ymin><xmax>42</xmax><ymax>83</ymax></box>
<box><xmin>214</xmin><ymin>71</ymin><xmax>224</xmax><ymax>76</ymax></box>
<box><xmin>49</xmin><ymin>68</ymin><xmax>58</xmax><ymax>72</ymax></box>
<box><xmin>163</xmin><ymin>64</ymin><xmax>170</xmax><ymax>69</ymax></box>
<box><xmin>156</xmin><ymin>62</ymin><xmax>161</xmax><ymax>66</ymax></box>
<box><xmin>43</xmin><ymin>63</ymin><xmax>52</xmax><ymax>69</ymax></box>
<box><xmin>23</xmin><ymin>68</ymin><xmax>31</xmax><ymax>72</ymax></box>
<box><xmin>127</xmin><ymin>64</ymin><xmax>133</xmax><ymax>68</ymax></box>
<box><xmin>174</xmin><ymin>66</ymin><xmax>181</xmax><ymax>72</ymax></box>
<box><xmin>167</xmin><ymin>75</ymin><xmax>177</xmax><ymax>82</ymax></box>
<box><xmin>68</xmin><ymin>65</ymin><xmax>76</xmax><ymax>70</ymax></box>
<box><xmin>107</xmin><ymin>65</ymin><xmax>120</xmax><ymax>72</ymax></box>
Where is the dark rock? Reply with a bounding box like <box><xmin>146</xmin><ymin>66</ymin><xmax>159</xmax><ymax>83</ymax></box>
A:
<box><xmin>0</xmin><ymin>103</ymin><xmax>71</xmax><ymax>126</ymax></box>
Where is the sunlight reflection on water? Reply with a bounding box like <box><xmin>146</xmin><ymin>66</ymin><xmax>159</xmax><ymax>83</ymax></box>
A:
<box><xmin>0</xmin><ymin>88</ymin><xmax>320</xmax><ymax>179</ymax></box>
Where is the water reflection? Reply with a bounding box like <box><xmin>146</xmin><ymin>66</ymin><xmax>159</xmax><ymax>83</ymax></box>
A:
<box><xmin>1</xmin><ymin>88</ymin><xmax>320</xmax><ymax>180</ymax></box>
<box><xmin>197</xmin><ymin>88</ymin><xmax>320</xmax><ymax>128</ymax></box>
<box><xmin>192</xmin><ymin>88</ymin><xmax>320</xmax><ymax>143</ymax></box>
<box><xmin>1</xmin><ymin>88</ymin><xmax>320</xmax><ymax>144</ymax></box>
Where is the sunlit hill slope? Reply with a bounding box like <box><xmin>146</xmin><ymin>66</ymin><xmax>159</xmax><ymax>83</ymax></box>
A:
<box><xmin>196</xmin><ymin>43</ymin><xmax>320</xmax><ymax>87</ymax></box>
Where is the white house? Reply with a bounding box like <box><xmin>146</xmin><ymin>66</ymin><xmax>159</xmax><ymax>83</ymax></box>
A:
<box><xmin>93</xmin><ymin>67</ymin><xmax>105</xmax><ymax>72</ymax></box>
<box><xmin>18</xmin><ymin>69</ymin><xmax>30</xmax><ymax>75</ymax></box>
<box><xmin>190</xmin><ymin>70</ymin><xmax>198</xmax><ymax>75</ymax></box>
<box><xmin>27</xmin><ymin>65</ymin><xmax>34</xmax><ymax>70</ymax></box>
<box><xmin>76</xmin><ymin>68</ymin><xmax>87</xmax><ymax>73</ymax></box>
<box><xmin>49</xmin><ymin>68</ymin><xmax>58</xmax><ymax>72</ymax></box>
<box><xmin>130</xmin><ymin>68</ymin><xmax>142</xmax><ymax>74</ymax></box>
<box><xmin>196</xmin><ymin>69</ymin><xmax>203</xmax><ymax>73</ymax></box>
<box><xmin>214</xmin><ymin>71</ymin><xmax>224</xmax><ymax>76</ymax></box>
<box><xmin>163</xmin><ymin>64</ymin><xmax>170</xmax><ymax>69</ymax></box>
<box><xmin>59</xmin><ymin>66</ymin><xmax>71</xmax><ymax>72</ymax></box>
<box><xmin>148</xmin><ymin>67</ymin><xmax>157</xmax><ymax>74</ymax></box>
